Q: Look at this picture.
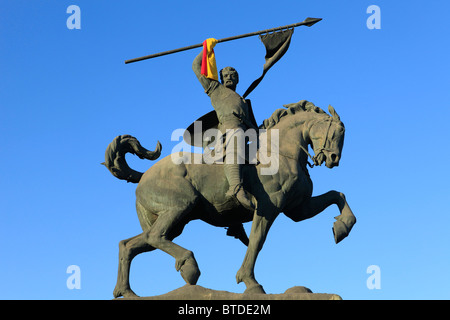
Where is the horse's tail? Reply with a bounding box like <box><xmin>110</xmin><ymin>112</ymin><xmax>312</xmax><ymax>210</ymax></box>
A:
<box><xmin>102</xmin><ymin>135</ymin><xmax>162</xmax><ymax>183</ymax></box>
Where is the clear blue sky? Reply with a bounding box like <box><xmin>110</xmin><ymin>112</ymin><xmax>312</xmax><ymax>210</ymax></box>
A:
<box><xmin>1</xmin><ymin>0</ymin><xmax>449</xmax><ymax>300</ymax></box>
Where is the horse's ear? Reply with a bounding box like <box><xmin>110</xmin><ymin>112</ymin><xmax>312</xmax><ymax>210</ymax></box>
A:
<box><xmin>328</xmin><ymin>105</ymin><xmax>340</xmax><ymax>120</ymax></box>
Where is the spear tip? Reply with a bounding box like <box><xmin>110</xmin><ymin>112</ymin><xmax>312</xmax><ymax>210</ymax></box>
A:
<box><xmin>304</xmin><ymin>17</ymin><xmax>323</xmax><ymax>27</ymax></box>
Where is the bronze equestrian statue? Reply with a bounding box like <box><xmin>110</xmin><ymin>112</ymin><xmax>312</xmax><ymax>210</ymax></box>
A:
<box><xmin>106</xmin><ymin>18</ymin><xmax>356</xmax><ymax>298</ymax></box>
<box><xmin>104</xmin><ymin>100</ymin><xmax>356</xmax><ymax>298</ymax></box>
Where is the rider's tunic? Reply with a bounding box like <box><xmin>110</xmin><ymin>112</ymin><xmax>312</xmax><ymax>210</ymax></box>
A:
<box><xmin>204</xmin><ymin>80</ymin><xmax>251</xmax><ymax>134</ymax></box>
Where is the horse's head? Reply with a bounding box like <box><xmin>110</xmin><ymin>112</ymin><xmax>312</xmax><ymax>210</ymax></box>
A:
<box><xmin>309</xmin><ymin>105</ymin><xmax>345</xmax><ymax>168</ymax></box>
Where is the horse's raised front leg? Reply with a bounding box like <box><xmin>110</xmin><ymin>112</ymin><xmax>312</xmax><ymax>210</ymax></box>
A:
<box><xmin>331</xmin><ymin>192</ymin><xmax>357</xmax><ymax>243</ymax></box>
<box><xmin>236</xmin><ymin>204</ymin><xmax>279</xmax><ymax>294</ymax></box>
<box><xmin>285</xmin><ymin>190</ymin><xmax>356</xmax><ymax>243</ymax></box>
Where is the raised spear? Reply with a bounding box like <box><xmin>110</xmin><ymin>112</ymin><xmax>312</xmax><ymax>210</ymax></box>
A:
<box><xmin>124</xmin><ymin>17</ymin><xmax>322</xmax><ymax>64</ymax></box>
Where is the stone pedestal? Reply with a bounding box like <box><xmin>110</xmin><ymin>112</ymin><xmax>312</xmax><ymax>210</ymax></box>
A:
<box><xmin>118</xmin><ymin>284</ymin><xmax>342</xmax><ymax>300</ymax></box>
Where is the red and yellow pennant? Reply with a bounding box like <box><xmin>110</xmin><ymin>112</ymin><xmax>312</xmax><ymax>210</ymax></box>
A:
<box><xmin>201</xmin><ymin>38</ymin><xmax>218</xmax><ymax>81</ymax></box>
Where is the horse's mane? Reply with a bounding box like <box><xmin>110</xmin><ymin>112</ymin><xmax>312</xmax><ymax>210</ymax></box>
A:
<box><xmin>259</xmin><ymin>100</ymin><xmax>327</xmax><ymax>130</ymax></box>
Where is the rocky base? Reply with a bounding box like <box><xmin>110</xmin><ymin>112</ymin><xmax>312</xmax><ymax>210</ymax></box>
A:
<box><xmin>116</xmin><ymin>284</ymin><xmax>342</xmax><ymax>300</ymax></box>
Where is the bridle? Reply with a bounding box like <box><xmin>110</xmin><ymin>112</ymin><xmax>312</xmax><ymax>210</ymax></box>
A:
<box><xmin>299</xmin><ymin>117</ymin><xmax>334</xmax><ymax>168</ymax></box>
<box><xmin>271</xmin><ymin>116</ymin><xmax>341</xmax><ymax>172</ymax></box>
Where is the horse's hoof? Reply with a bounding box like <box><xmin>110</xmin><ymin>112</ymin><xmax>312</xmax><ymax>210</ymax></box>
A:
<box><xmin>179</xmin><ymin>254</ymin><xmax>201</xmax><ymax>285</ymax></box>
<box><xmin>113</xmin><ymin>287</ymin><xmax>139</xmax><ymax>299</ymax></box>
<box><xmin>244</xmin><ymin>284</ymin><xmax>266</xmax><ymax>295</ymax></box>
<box><xmin>333</xmin><ymin>220</ymin><xmax>349</xmax><ymax>244</ymax></box>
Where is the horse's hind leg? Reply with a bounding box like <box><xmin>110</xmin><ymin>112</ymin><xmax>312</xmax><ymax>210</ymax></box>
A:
<box><xmin>143</xmin><ymin>208</ymin><xmax>201</xmax><ymax>285</ymax></box>
<box><xmin>113</xmin><ymin>233</ymin><xmax>155</xmax><ymax>298</ymax></box>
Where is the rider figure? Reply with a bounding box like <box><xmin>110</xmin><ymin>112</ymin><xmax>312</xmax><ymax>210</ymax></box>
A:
<box><xmin>192</xmin><ymin>40</ymin><xmax>255</xmax><ymax>211</ymax></box>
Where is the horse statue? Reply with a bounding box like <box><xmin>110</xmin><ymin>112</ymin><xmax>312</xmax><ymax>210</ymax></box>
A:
<box><xmin>103</xmin><ymin>100</ymin><xmax>356</xmax><ymax>298</ymax></box>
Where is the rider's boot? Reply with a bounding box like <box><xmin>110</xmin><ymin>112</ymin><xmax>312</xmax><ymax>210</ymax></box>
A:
<box><xmin>224</xmin><ymin>163</ymin><xmax>255</xmax><ymax>211</ymax></box>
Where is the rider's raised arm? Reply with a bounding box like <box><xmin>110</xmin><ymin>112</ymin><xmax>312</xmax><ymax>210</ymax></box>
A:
<box><xmin>193</xmin><ymin>50</ymin><xmax>214</xmax><ymax>92</ymax></box>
